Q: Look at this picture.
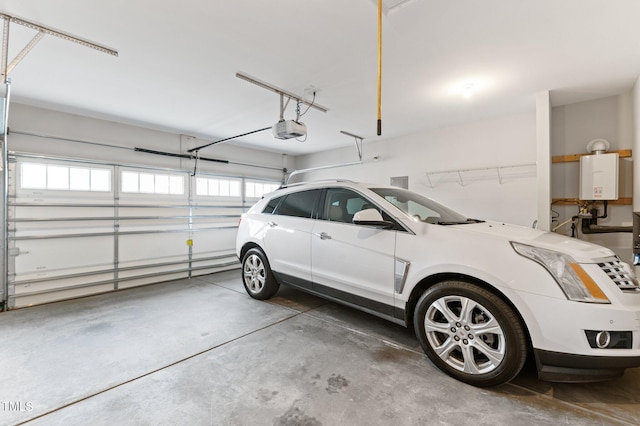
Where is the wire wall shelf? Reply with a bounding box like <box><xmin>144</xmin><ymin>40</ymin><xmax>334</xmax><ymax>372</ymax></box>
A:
<box><xmin>425</xmin><ymin>163</ymin><xmax>536</xmax><ymax>188</ymax></box>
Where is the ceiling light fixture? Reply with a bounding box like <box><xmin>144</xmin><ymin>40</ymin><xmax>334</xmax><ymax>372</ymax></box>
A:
<box><xmin>461</xmin><ymin>83</ymin><xmax>475</xmax><ymax>99</ymax></box>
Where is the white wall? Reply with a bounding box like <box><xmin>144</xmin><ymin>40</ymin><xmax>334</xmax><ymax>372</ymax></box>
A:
<box><xmin>536</xmin><ymin>91</ymin><xmax>552</xmax><ymax>231</ymax></box>
<box><xmin>7</xmin><ymin>103</ymin><xmax>290</xmax><ymax>181</ymax></box>
<box><xmin>294</xmin><ymin>111</ymin><xmax>538</xmax><ymax>227</ymax></box>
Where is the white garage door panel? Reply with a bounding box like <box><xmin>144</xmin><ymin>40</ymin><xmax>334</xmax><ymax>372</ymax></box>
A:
<box><xmin>14</xmin><ymin>205</ymin><xmax>114</xmax><ymax>219</ymax></box>
<box><xmin>191</xmin><ymin>228</ymin><xmax>237</xmax><ymax>255</ymax></box>
<box><xmin>13</xmin><ymin>236</ymin><xmax>114</xmax><ymax>275</ymax></box>
<box><xmin>191</xmin><ymin>265</ymin><xmax>238</xmax><ymax>278</ymax></box>
<box><xmin>118</xmin><ymin>233</ymin><xmax>190</xmax><ymax>264</ymax></box>
<box><xmin>117</xmin><ymin>263</ymin><xmax>189</xmax><ymax>279</ymax></box>
<box><xmin>119</xmin><ymin>210</ymin><xmax>190</xmax><ymax>225</ymax></box>
<box><xmin>192</xmin><ymin>206</ymin><xmax>242</xmax><ymax>216</ymax></box>
<box><xmin>13</xmin><ymin>284</ymin><xmax>115</xmax><ymax>308</ymax></box>
<box><xmin>117</xmin><ymin>272</ymin><xmax>187</xmax><ymax>289</ymax></box>
<box><xmin>15</xmin><ymin>222</ymin><xmax>114</xmax><ymax>235</ymax></box>
<box><xmin>12</xmin><ymin>273</ymin><xmax>115</xmax><ymax>295</ymax></box>
<box><xmin>6</xmin><ymin>156</ymin><xmax>257</xmax><ymax>308</ymax></box>
<box><xmin>119</xmin><ymin>221</ymin><xmax>189</xmax><ymax>231</ymax></box>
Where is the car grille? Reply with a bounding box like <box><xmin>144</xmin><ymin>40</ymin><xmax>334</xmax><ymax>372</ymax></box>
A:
<box><xmin>598</xmin><ymin>260</ymin><xmax>640</xmax><ymax>293</ymax></box>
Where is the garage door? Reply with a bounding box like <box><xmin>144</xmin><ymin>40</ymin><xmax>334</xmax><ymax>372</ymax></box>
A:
<box><xmin>6</xmin><ymin>154</ymin><xmax>278</xmax><ymax>308</ymax></box>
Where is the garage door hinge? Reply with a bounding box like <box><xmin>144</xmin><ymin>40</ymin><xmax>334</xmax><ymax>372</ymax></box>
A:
<box><xmin>8</xmin><ymin>247</ymin><xmax>27</xmax><ymax>256</ymax></box>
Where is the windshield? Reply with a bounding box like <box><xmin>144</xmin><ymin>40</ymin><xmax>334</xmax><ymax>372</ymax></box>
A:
<box><xmin>370</xmin><ymin>187</ymin><xmax>481</xmax><ymax>225</ymax></box>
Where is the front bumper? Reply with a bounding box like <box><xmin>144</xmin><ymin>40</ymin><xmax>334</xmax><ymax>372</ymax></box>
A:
<box><xmin>534</xmin><ymin>348</ymin><xmax>640</xmax><ymax>382</ymax></box>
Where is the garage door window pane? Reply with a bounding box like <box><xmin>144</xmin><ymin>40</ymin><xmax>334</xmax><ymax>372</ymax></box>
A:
<box><xmin>69</xmin><ymin>168</ymin><xmax>90</xmax><ymax>191</ymax></box>
<box><xmin>138</xmin><ymin>173</ymin><xmax>155</xmax><ymax>193</ymax></box>
<box><xmin>47</xmin><ymin>166</ymin><xmax>69</xmax><ymax>190</ymax></box>
<box><xmin>196</xmin><ymin>177</ymin><xmax>241</xmax><ymax>198</ymax></box>
<box><xmin>211</xmin><ymin>180</ymin><xmax>222</xmax><ymax>196</ymax></box>
<box><xmin>196</xmin><ymin>178</ymin><xmax>208</xmax><ymax>195</ymax></box>
<box><xmin>169</xmin><ymin>176</ymin><xmax>184</xmax><ymax>194</ymax></box>
<box><xmin>155</xmin><ymin>174</ymin><xmax>169</xmax><ymax>194</ymax></box>
<box><xmin>245</xmin><ymin>181</ymin><xmax>279</xmax><ymax>199</ymax></box>
<box><xmin>121</xmin><ymin>171</ymin><xmax>185</xmax><ymax>195</ymax></box>
<box><xmin>229</xmin><ymin>181</ymin><xmax>241</xmax><ymax>197</ymax></box>
<box><xmin>91</xmin><ymin>169</ymin><xmax>111</xmax><ymax>191</ymax></box>
<box><xmin>21</xmin><ymin>163</ymin><xmax>47</xmax><ymax>189</ymax></box>
<box><xmin>21</xmin><ymin>163</ymin><xmax>112</xmax><ymax>192</ymax></box>
<box><xmin>219</xmin><ymin>180</ymin><xmax>230</xmax><ymax>196</ymax></box>
<box><xmin>245</xmin><ymin>182</ymin><xmax>255</xmax><ymax>198</ymax></box>
<box><xmin>122</xmin><ymin>171</ymin><xmax>139</xmax><ymax>192</ymax></box>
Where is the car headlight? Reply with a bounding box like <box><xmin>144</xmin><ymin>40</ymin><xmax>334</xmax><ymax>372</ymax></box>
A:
<box><xmin>511</xmin><ymin>242</ymin><xmax>610</xmax><ymax>303</ymax></box>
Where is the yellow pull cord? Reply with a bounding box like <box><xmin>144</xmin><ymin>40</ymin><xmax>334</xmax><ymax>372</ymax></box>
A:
<box><xmin>377</xmin><ymin>0</ymin><xmax>382</xmax><ymax>136</ymax></box>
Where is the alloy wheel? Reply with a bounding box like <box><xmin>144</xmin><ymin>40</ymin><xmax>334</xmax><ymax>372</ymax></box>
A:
<box><xmin>424</xmin><ymin>295</ymin><xmax>506</xmax><ymax>375</ymax></box>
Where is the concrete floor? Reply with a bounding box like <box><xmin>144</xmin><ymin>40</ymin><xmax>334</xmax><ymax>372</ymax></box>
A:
<box><xmin>0</xmin><ymin>270</ymin><xmax>638</xmax><ymax>425</ymax></box>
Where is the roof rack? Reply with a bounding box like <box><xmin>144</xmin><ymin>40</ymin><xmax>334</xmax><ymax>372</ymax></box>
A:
<box><xmin>278</xmin><ymin>179</ymin><xmax>357</xmax><ymax>189</ymax></box>
<box><xmin>286</xmin><ymin>160</ymin><xmax>363</xmax><ymax>184</ymax></box>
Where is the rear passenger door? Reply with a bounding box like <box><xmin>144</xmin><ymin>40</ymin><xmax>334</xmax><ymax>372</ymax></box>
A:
<box><xmin>310</xmin><ymin>188</ymin><xmax>396</xmax><ymax>316</ymax></box>
<box><xmin>261</xmin><ymin>189</ymin><xmax>321</xmax><ymax>288</ymax></box>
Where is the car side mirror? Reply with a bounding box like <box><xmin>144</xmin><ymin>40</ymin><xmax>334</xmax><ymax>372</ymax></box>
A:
<box><xmin>352</xmin><ymin>208</ymin><xmax>394</xmax><ymax>229</ymax></box>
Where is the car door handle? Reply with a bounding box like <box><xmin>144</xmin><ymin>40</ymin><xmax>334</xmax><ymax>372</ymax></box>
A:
<box><xmin>267</xmin><ymin>221</ymin><xmax>278</xmax><ymax>228</ymax></box>
<box><xmin>319</xmin><ymin>232</ymin><xmax>332</xmax><ymax>240</ymax></box>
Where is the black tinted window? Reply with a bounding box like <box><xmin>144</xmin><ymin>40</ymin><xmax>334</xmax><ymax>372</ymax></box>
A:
<box><xmin>262</xmin><ymin>196</ymin><xmax>283</xmax><ymax>214</ymax></box>
<box><xmin>274</xmin><ymin>190</ymin><xmax>320</xmax><ymax>218</ymax></box>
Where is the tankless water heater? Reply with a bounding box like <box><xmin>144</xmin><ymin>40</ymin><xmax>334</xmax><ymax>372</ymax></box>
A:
<box><xmin>579</xmin><ymin>152</ymin><xmax>619</xmax><ymax>201</ymax></box>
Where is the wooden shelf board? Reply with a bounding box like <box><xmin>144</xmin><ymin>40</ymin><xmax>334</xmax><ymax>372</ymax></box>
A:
<box><xmin>552</xmin><ymin>149</ymin><xmax>632</xmax><ymax>164</ymax></box>
<box><xmin>552</xmin><ymin>197</ymin><xmax>632</xmax><ymax>206</ymax></box>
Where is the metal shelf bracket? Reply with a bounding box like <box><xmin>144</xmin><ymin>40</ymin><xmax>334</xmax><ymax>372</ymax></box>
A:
<box><xmin>1</xmin><ymin>12</ymin><xmax>118</xmax><ymax>83</ymax></box>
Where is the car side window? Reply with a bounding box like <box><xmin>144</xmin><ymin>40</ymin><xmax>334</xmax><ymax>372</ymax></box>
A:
<box><xmin>273</xmin><ymin>189</ymin><xmax>320</xmax><ymax>218</ymax></box>
<box><xmin>262</xmin><ymin>195</ymin><xmax>283</xmax><ymax>214</ymax></box>
<box><xmin>322</xmin><ymin>188</ymin><xmax>379</xmax><ymax>223</ymax></box>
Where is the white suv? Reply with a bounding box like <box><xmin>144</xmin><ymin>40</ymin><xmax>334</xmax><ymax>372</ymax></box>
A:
<box><xmin>236</xmin><ymin>180</ymin><xmax>640</xmax><ymax>386</ymax></box>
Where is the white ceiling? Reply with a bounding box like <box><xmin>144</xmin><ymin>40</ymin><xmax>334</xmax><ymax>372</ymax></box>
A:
<box><xmin>1</xmin><ymin>0</ymin><xmax>640</xmax><ymax>156</ymax></box>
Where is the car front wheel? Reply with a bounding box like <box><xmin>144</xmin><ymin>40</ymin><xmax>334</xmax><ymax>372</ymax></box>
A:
<box><xmin>241</xmin><ymin>248</ymin><xmax>279</xmax><ymax>300</ymax></box>
<box><xmin>414</xmin><ymin>280</ymin><xmax>527</xmax><ymax>387</ymax></box>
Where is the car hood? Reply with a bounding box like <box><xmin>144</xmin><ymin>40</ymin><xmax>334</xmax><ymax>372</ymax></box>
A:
<box><xmin>449</xmin><ymin>221</ymin><xmax>616</xmax><ymax>263</ymax></box>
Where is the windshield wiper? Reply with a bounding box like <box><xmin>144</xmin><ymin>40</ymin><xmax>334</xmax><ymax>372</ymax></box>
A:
<box><xmin>435</xmin><ymin>218</ymin><xmax>485</xmax><ymax>226</ymax></box>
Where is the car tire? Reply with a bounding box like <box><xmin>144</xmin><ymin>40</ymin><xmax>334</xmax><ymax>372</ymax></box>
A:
<box><xmin>413</xmin><ymin>280</ymin><xmax>527</xmax><ymax>387</ymax></box>
<box><xmin>241</xmin><ymin>248</ymin><xmax>280</xmax><ymax>300</ymax></box>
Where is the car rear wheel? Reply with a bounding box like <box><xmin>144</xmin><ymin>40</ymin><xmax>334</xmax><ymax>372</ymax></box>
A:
<box><xmin>241</xmin><ymin>248</ymin><xmax>279</xmax><ymax>300</ymax></box>
<box><xmin>414</xmin><ymin>280</ymin><xmax>527</xmax><ymax>387</ymax></box>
